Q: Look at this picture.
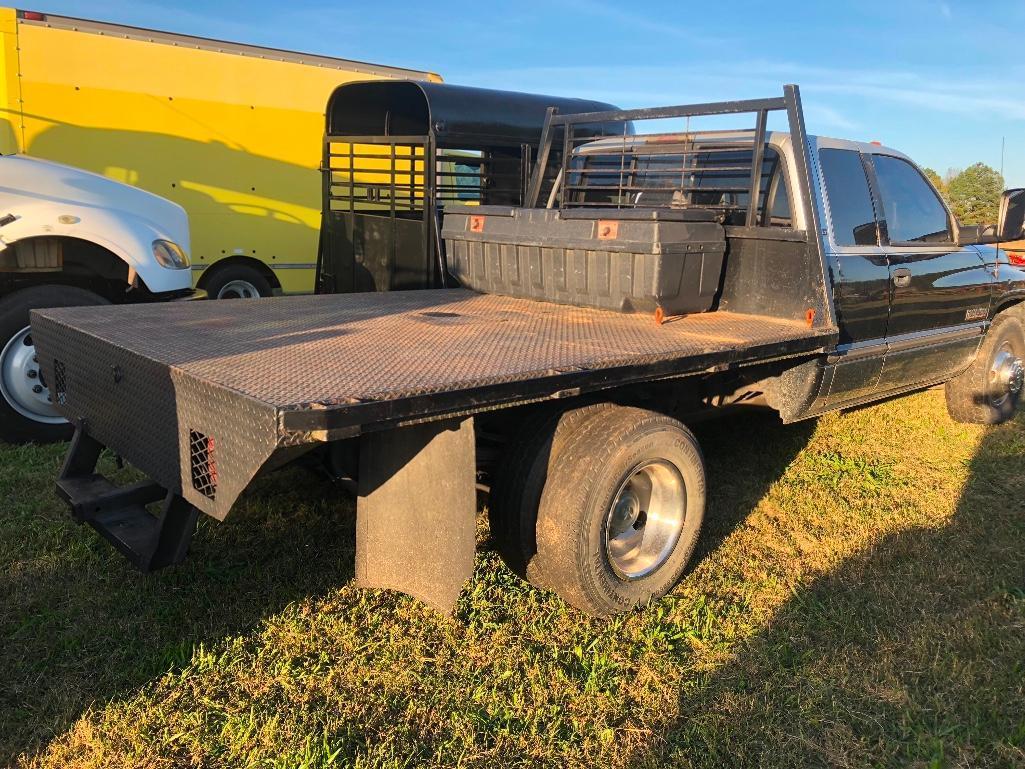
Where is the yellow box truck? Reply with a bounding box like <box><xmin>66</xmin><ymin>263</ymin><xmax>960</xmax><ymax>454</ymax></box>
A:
<box><xmin>0</xmin><ymin>8</ymin><xmax>440</xmax><ymax>297</ymax></box>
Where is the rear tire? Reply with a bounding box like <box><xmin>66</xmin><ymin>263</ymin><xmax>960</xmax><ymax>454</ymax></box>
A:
<box><xmin>0</xmin><ymin>285</ymin><xmax>109</xmax><ymax>444</ymax></box>
<box><xmin>488</xmin><ymin>403</ymin><xmax>613</xmax><ymax>585</ymax></box>
<box><xmin>204</xmin><ymin>264</ymin><xmax>273</xmax><ymax>299</ymax></box>
<box><xmin>534</xmin><ymin>406</ymin><xmax>706</xmax><ymax>616</ymax></box>
<box><xmin>945</xmin><ymin>313</ymin><xmax>1024</xmax><ymax>424</ymax></box>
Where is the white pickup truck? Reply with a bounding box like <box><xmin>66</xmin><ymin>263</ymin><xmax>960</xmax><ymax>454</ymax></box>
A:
<box><xmin>0</xmin><ymin>154</ymin><xmax>196</xmax><ymax>443</ymax></box>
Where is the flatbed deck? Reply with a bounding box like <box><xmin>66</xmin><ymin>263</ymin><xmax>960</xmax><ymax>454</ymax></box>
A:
<box><xmin>37</xmin><ymin>289</ymin><xmax>832</xmax><ymax>424</ymax></box>
<box><xmin>32</xmin><ymin>289</ymin><xmax>835</xmax><ymax>518</ymax></box>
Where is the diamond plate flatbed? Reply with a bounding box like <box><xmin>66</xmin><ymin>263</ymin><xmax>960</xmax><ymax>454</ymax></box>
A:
<box><xmin>32</xmin><ymin>289</ymin><xmax>835</xmax><ymax>518</ymax></box>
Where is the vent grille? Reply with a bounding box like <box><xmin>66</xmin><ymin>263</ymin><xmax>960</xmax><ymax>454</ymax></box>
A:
<box><xmin>53</xmin><ymin>359</ymin><xmax>67</xmax><ymax>406</ymax></box>
<box><xmin>189</xmin><ymin>430</ymin><xmax>217</xmax><ymax>500</ymax></box>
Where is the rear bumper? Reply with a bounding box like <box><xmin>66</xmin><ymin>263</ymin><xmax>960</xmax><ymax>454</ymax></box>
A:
<box><xmin>132</xmin><ymin>287</ymin><xmax>206</xmax><ymax>303</ymax></box>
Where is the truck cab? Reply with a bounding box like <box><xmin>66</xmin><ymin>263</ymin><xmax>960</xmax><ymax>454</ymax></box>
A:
<box><xmin>0</xmin><ymin>154</ymin><xmax>195</xmax><ymax>443</ymax></box>
<box><xmin>805</xmin><ymin>136</ymin><xmax>1012</xmax><ymax>413</ymax></box>
<box><xmin>567</xmin><ymin>128</ymin><xmax>1024</xmax><ymax>420</ymax></box>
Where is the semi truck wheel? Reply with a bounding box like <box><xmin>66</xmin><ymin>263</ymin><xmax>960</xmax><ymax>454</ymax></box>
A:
<box><xmin>945</xmin><ymin>313</ymin><xmax>1024</xmax><ymax>425</ymax></box>
<box><xmin>0</xmin><ymin>285</ymin><xmax>109</xmax><ymax>444</ymax></box>
<box><xmin>533</xmin><ymin>406</ymin><xmax>706</xmax><ymax>615</ymax></box>
<box><xmin>205</xmin><ymin>264</ymin><xmax>272</xmax><ymax>299</ymax></box>
<box><xmin>488</xmin><ymin>403</ymin><xmax>613</xmax><ymax>583</ymax></box>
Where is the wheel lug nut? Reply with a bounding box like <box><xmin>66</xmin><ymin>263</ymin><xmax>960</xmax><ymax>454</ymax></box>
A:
<box><xmin>27</xmin><ymin>369</ymin><xmax>37</xmax><ymax>379</ymax></box>
<box><xmin>32</xmin><ymin>384</ymin><xmax>43</xmax><ymax>394</ymax></box>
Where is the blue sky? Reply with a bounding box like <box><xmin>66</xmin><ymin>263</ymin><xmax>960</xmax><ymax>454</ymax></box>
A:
<box><xmin>37</xmin><ymin>0</ymin><xmax>1025</xmax><ymax>185</ymax></box>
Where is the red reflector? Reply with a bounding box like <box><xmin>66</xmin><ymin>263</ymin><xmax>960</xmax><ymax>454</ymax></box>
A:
<box><xmin>1009</xmin><ymin>251</ymin><xmax>1025</xmax><ymax>266</ymax></box>
<box><xmin>22</xmin><ymin>10</ymin><xmax>46</xmax><ymax>20</ymax></box>
<box><xmin>207</xmin><ymin>437</ymin><xmax>218</xmax><ymax>485</ymax></box>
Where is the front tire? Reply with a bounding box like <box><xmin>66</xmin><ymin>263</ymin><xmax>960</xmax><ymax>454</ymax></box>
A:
<box><xmin>0</xmin><ymin>285</ymin><xmax>109</xmax><ymax>444</ymax></box>
<box><xmin>945</xmin><ymin>313</ymin><xmax>1024</xmax><ymax>424</ymax></box>
<box><xmin>204</xmin><ymin>264</ymin><xmax>273</xmax><ymax>299</ymax></box>
<box><xmin>534</xmin><ymin>406</ymin><xmax>706</xmax><ymax>616</ymax></box>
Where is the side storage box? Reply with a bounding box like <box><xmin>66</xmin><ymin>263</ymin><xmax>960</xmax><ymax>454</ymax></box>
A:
<box><xmin>442</xmin><ymin>205</ymin><xmax>727</xmax><ymax>316</ymax></box>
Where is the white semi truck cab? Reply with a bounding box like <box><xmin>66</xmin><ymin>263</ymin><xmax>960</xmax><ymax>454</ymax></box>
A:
<box><xmin>0</xmin><ymin>154</ymin><xmax>196</xmax><ymax>442</ymax></box>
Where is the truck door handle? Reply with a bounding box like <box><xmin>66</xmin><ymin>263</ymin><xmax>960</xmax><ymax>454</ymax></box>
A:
<box><xmin>892</xmin><ymin>267</ymin><xmax>912</xmax><ymax>288</ymax></box>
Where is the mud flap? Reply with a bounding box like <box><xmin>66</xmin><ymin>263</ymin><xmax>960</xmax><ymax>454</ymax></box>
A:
<box><xmin>355</xmin><ymin>417</ymin><xmax>476</xmax><ymax>614</ymax></box>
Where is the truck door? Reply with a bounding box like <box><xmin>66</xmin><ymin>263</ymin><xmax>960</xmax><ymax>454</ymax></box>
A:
<box><xmin>868</xmin><ymin>153</ymin><xmax>994</xmax><ymax>389</ymax></box>
<box><xmin>815</xmin><ymin>147</ymin><xmax>890</xmax><ymax>406</ymax></box>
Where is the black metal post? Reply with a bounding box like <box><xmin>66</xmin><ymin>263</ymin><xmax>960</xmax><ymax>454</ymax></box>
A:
<box><xmin>783</xmin><ymin>83</ymin><xmax>834</xmax><ymax>327</ymax></box>
<box><xmin>746</xmin><ymin>109</ymin><xmax>768</xmax><ymax>227</ymax></box>
<box><xmin>526</xmin><ymin>107</ymin><xmax>557</xmax><ymax>207</ymax></box>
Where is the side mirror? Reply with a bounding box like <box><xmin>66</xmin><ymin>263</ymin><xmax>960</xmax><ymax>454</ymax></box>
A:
<box><xmin>997</xmin><ymin>188</ymin><xmax>1025</xmax><ymax>242</ymax></box>
<box><xmin>955</xmin><ymin>189</ymin><xmax>1025</xmax><ymax>246</ymax></box>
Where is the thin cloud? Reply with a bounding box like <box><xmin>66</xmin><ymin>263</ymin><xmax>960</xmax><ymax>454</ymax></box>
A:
<box><xmin>806</xmin><ymin>104</ymin><xmax>860</xmax><ymax>132</ymax></box>
<box><xmin>559</xmin><ymin>0</ymin><xmax>736</xmax><ymax>47</ymax></box>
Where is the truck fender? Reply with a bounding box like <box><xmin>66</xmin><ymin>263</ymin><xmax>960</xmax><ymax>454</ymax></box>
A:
<box><xmin>1</xmin><ymin>220</ymin><xmax>190</xmax><ymax>294</ymax></box>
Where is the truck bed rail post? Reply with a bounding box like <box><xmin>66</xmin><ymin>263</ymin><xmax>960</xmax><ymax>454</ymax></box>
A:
<box><xmin>745</xmin><ymin>109</ymin><xmax>768</xmax><ymax>227</ymax></box>
<box><xmin>783</xmin><ymin>83</ymin><xmax>834</xmax><ymax>327</ymax></box>
<box><xmin>355</xmin><ymin>417</ymin><xmax>476</xmax><ymax>614</ymax></box>
<box><xmin>525</xmin><ymin>107</ymin><xmax>558</xmax><ymax>208</ymax></box>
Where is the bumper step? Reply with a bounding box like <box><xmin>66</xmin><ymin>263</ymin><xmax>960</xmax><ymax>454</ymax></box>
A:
<box><xmin>56</xmin><ymin>426</ymin><xmax>200</xmax><ymax>572</ymax></box>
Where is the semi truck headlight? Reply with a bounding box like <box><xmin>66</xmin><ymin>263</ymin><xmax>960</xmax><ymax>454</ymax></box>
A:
<box><xmin>152</xmin><ymin>240</ymin><xmax>190</xmax><ymax>269</ymax></box>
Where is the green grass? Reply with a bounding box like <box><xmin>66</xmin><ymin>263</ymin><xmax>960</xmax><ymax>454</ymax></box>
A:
<box><xmin>1</xmin><ymin>389</ymin><xmax>1023</xmax><ymax>768</ymax></box>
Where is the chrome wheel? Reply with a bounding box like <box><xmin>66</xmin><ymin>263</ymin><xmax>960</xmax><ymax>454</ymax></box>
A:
<box><xmin>216</xmin><ymin>279</ymin><xmax>262</xmax><ymax>299</ymax></box>
<box><xmin>0</xmin><ymin>326</ymin><xmax>64</xmax><ymax>424</ymax></box>
<box><xmin>989</xmin><ymin>342</ymin><xmax>1024</xmax><ymax>407</ymax></box>
<box><xmin>604</xmin><ymin>459</ymin><xmax>687</xmax><ymax>581</ymax></box>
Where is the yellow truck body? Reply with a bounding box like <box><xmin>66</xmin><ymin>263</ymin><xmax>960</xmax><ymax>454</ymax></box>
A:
<box><xmin>0</xmin><ymin>8</ymin><xmax>439</xmax><ymax>294</ymax></box>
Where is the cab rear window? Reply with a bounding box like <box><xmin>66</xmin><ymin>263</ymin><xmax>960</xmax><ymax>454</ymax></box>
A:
<box><xmin>819</xmin><ymin>148</ymin><xmax>877</xmax><ymax>247</ymax></box>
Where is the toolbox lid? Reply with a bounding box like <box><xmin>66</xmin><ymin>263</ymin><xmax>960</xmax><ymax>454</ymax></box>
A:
<box><xmin>326</xmin><ymin>80</ymin><xmax>624</xmax><ymax>146</ymax></box>
<box><xmin>444</xmin><ymin>204</ymin><xmax>721</xmax><ymax>222</ymax></box>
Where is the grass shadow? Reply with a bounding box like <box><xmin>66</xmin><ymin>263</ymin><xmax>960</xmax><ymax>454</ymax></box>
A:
<box><xmin>0</xmin><ymin>449</ymin><xmax>357</xmax><ymax>763</ymax></box>
<box><xmin>691</xmin><ymin>409</ymin><xmax>818</xmax><ymax>567</ymax></box>
<box><xmin>628</xmin><ymin>410</ymin><xmax>1025</xmax><ymax>767</ymax></box>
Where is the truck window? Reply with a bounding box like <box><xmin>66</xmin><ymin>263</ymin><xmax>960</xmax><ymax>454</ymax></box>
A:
<box><xmin>569</xmin><ymin>144</ymin><xmax>789</xmax><ymax>226</ymax></box>
<box><xmin>819</xmin><ymin>148</ymin><xmax>877</xmax><ymax>247</ymax></box>
<box><xmin>767</xmin><ymin>167</ymin><xmax>791</xmax><ymax>226</ymax></box>
<box><xmin>870</xmin><ymin>155</ymin><xmax>952</xmax><ymax>244</ymax></box>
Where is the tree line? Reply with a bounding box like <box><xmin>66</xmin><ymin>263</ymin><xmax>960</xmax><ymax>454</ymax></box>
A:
<box><xmin>922</xmin><ymin>163</ymin><xmax>1004</xmax><ymax>225</ymax></box>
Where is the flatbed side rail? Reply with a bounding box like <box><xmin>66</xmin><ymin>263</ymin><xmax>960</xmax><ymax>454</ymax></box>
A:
<box><xmin>279</xmin><ymin>325</ymin><xmax>838</xmax><ymax>440</ymax></box>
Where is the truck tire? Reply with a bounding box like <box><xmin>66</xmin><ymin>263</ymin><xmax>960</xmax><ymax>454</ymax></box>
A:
<box><xmin>533</xmin><ymin>406</ymin><xmax>706</xmax><ymax>615</ymax></box>
<box><xmin>488</xmin><ymin>403</ymin><xmax>613</xmax><ymax>584</ymax></box>
<box><xmin>204</xmin><ymin>264</ymin><xmax>273</xmax><ymax>299</ymax></box>
<box><xmin>945</xmin><ymin>313</ymin><xmax>1024</xmax><ymax>425</ymax></box>
<box><xmin>0</xmin><ymin>285</ymin><xmax>109</xmax><ymax>444</ymax></box>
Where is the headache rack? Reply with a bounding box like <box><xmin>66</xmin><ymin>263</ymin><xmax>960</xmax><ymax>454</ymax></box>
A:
<box><xmin>526</xmin><ymin>84</ymin><xmax>813</xmax><ymax>228</ymax></box>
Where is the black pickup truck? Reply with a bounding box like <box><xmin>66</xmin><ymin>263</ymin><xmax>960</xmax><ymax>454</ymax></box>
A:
<box><xmin>30</xmin><ymin>84</ymin><xmax>1025</xmax><ymax>616</ymax></box>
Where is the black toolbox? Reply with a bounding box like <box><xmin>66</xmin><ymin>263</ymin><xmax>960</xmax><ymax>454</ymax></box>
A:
<box><xmin>442</xmin><ymin>205</ymin><xmax>727</xmax><ymax>317</ymax></box>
